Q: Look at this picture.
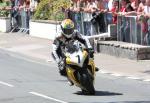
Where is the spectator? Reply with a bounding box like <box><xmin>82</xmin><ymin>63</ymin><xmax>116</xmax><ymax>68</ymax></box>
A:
<box><xmin>30</xmin><ymin>0</ymin><xmax>38</xmax><ymax>11</ymax></box>
<box><xmin>73</xmin><ymin>0</ymin><xmax>85</xmax><ymax>34</ymax></box>
<box><xmin>110</xmin><ymin>0</ymin><xmax>119</xmax><ymax>24</ymax></box>
<box><xmin>90</xmin><ymin>0</ymin><xmax>99</xmax><ymax>12</ymax></box>
<box><xmin>87</xmin><ymin>0</ymin><xmax>108</xmax><ymax>34</ymax></box>
<box><xmin>144</xmin><ymin>0</ymin><xmax>150</xmax><ymax>14</ymax></box>
<box><xmin>25</xmin><ymin>0</ymin><xmax>30</xmax><ymax>30</ymax></box>
<box><xmin>76</xmin><ymin>0</ymin><xmax>85</xmax><ymax>12</ymax></box>
<box><xmin>10</xmin><ymin>0</ymin><xmax>16</xmax><ymax>29</ymax></box>
<box><xmin>17</xmin><ymin>0</ymin><xmax>30</xmax><ymax>31</ymax></box>
<box><xmin>126</xmin><ymin>3</ymin><xmax>135</xmax><ymax>11</ymax></box>
<box><xmin>137</xmin><ymin>0</ymin><xmax>150</xmax><ymax>45</ymax></box>
<box><xmin>89</xmin><ymin>0</ymin><xmax>100</xmax><ymax>34</ymax></box>
<box><xmin>83</xmin><ymin>0</ymin><xmax>93</xmax><ymax>35</ymax></box>
<box><xmin>137</xmin><ymin>0</ymin><xmax>146</xmax><ymax>12</ymax></box>
<box><xmin>65</xmin><ymin>2</ymin><xmax>74</xmax><ymax>20</ymax></box>
<box><xmin>118</xmin><ymin>0</ymin><xmax>131</xmax><ymax>42</ymax></box>
<box><xmin>66</xmin><ymin>0</ymin><xmax>78</xmax><ymax>31</ymax></box>
<box><xmin>30</xmin><ymin>0</ymin><xmax>37</xmax><ymax>17</ymax></box>
<box><xmin>84</xmin><ymin>0</ymin><xmax>92</xmax><ymax>12</ymax></box>
<box><xmin>97</xmin><ymin>0</ymin><xmax>107</xmax><ymax>32</ymax></box>
<box><xmin>102</xmin><ymin>0</ymin><xmax>110</xmax><ymax>12</ymax></box>
<box><xmin>13</xmin><ymin>0</ymin><xmax>21</xmax><ymax>28</ymax></box>
<box><xmin>130</xmin><ymin>0</ymin><xmax>140</xmax><ymax>11</ymax></box>
<box><xmin>125</xmin><ymin>3</ymin><xmax>135</xmax><ymax>42</ymax></box>
<box><xmin>120</xmin><ymin>0</ymin><xmax>131</xmax><ymax>12</ymax></box>
<box><xmin>108</xmin><ymin>0</ymin><xmax>113</xmax><ymax>10</ymax></box>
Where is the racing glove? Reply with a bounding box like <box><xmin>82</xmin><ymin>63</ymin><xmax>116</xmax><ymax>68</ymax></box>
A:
<box><xmin>87</xmin><ymin>48</ymin><xmax>94</xmax><ymax>58</ymax></box>
<box><xmin>58</xmin><ymin>60</ymin><xmax>67</xmax><ymax>76</ymax></box>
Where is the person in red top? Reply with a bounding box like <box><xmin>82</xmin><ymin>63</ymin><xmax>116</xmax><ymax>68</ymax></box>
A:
<box><xmin>118</xmin><ymin>0</ymin><xmax>132</xmax><ymax>42</ymax></box>
<box><xmin>120</xmin><ymin>0</ymin><xmax>131</xmax><ymax>12</ymax></box>
<box><xmin>110</xmin><ymin>0</ymin><xmax>119</xmax><ymax>24</ymax></box>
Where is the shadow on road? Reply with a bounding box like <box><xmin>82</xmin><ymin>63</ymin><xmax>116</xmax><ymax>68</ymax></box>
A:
<box><xmin>74</xmin><ymin>90</ymin><xmax>123</xmax><ymax>96</ymax></box>
<box><xmin>95</xmin><ymin>90</ymin><xmax>123</xmax><ymax>96</ymax></box>
<box><xmin>142</xmin><ymin>70</ymin><xmax>150</xmax><ymax>74</ymax></box>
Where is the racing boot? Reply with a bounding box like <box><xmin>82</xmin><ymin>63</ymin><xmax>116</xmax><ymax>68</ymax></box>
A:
<box><xmin>67</xmin><ymin>78</ymin><xmax>74</xmax><ymax>86</ymax></box>
<box><xmin>95</xmin><ymin>67</ymin><xmax>99</xmax><ymax>72</ymax></box>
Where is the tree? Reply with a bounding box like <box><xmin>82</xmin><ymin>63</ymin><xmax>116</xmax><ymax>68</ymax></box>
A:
<box><xmin>33</xmin><ymin>0</ymin><xmax>71</xmax><ymax>21</ymax></box>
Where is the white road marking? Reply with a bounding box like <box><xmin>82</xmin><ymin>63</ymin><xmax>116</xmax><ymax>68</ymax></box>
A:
<box><xmin>46</xmin><ymin>59</ymin><xmax>52</xmax><ymax>62</ymax></box>
<box><xmin>111</xmin><ymin>73</ymin><xmax>122</xmax><ymax>77</ymax></box>
<box><xmin>29</xmin><ymin>92</ymin><xmax>68</xmax><ymax>103</ymax></box>
<box><xmin>99</xmin><ymin>70</ymin><xmax>150</xmax><ymax>83</ymax></box>
<box><xmin>0</xmin><ymin>81</ymin><xmax>14</xmax><ymax>87</ymax></box>
<box><xmin>99</xmin><ymin>70</ymin><xmax>109</xmax><ymax>74</ymax></box>
<box><xmin>7</xmin><ymin>44</ymin><xmax>45</xmax><ymax>51</ymax></box>
<box><xmin>126</xmin><ymin>76</ymin><xmax>141</xmax><ymax>80</ymax></box>
<box><xmin>143</xmin><ymin>79</ymin><xmax>150</xmax><ymax>82</ymax></box>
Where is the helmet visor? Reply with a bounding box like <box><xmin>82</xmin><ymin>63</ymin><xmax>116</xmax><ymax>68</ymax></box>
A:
<box><xmin>62</xmin><ymin>28</ymin><xmax>74</xmax><ymax>35</ymax></box>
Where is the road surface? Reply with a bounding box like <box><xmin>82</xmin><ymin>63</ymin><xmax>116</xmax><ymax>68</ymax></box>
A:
<box><xmin>0</xmin><ymin>49</ymin><xmax>150</xmax><ymax>103</ymax></box>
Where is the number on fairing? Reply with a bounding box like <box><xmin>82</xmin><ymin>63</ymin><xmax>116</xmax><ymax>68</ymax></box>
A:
<box><xmin>76</xmin><ymin>55</ymin><xmax>80</xmax><ymax>63</ymax></box>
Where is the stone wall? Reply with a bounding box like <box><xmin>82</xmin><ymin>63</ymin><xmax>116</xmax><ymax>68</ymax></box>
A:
<box><xmin>29</xmin><ymin>20</ymin><xmax>61</xmax><ymax>40</ymax></box>
<box><xmin>97</xmin><ymin>41</ymin><xmax>150</xmax><ymax>60</ymax></box>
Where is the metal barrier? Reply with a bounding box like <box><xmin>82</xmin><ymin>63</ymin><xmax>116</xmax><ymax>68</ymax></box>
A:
<box><xmin>68</xmin><ymin>11</ymin><xmax>113</xmax><ymax>52</ymax></box>
<box><xmin>10</xmin><ymin>8</ymin><xmax>30</xmax><ymax>34</ymax></box>
<box><xmin>69</xmin><ymin>11</ymin><xmax>113</xmax><ymax>36</ymax></box>
<box><xmin>117</xmin><ymin>15</ymin><xmax>150</xmax><ymax>46</ymax></box>
<box><xmin>70</xmin><ymin>11</ymin><xmax>150</xmax><ymax>46</ymax></box>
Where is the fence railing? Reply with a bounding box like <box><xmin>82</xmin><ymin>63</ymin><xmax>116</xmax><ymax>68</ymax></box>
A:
<box><xmin>10</xmin><ymin>8</ymin><xmax>31</xmax><ymax>34</ymax></box>
<box><xmin>117</xmin><ymin>15</ymin><xmax>150</xmax><ymax>46</ymax></box>
<box><xmin>1</xmin><ymin>7</ymin><xmax>150</xmax><ymax>46</ymax></box>
<box><xmin>0</xmin><ymin>7</ymin><xmax>31</xmax><ymax>34</ymax></box>
<box><xmin>68</xmin><ymin>11</ymin><xmax>113</xmax><ymax>36</ymax></box>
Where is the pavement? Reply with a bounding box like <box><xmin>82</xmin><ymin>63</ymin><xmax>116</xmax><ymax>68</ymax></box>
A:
<box><xmin>1</xmin><ymin>32</ymin><xmax>150</xmax><ymax>83</ymax></box>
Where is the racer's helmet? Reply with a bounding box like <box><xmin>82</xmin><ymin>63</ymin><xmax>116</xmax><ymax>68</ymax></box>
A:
<box><xmin>60</xmin><ymin>19</ymin><xmax>75</xmax><ymax>38</ymax></box>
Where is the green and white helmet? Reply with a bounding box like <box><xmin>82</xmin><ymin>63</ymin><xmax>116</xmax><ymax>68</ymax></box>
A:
<box><xmin>61</xmin><ymin>19</ymin><xmax>75</xmax><ymax>38</ymax></box>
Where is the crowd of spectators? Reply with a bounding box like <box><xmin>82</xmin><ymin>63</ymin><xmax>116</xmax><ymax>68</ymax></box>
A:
<box><xmin>64</xmin><ymin>0</ymin><xmax>150</xmax><ymax>45</ymax></box>
<box><xmin>0</xmin><ymin>0</ymin><xmax>39</xmax><ymax>32</ymax></box>
<box><xmin>66</xmin><ymin>0</ymin><xmax>150</xmax><ymax>25</ymax></box>
<box><xmin>0</xmin><ymin>0</ymin><xmax>150</xmax><ymax>45</ymax></box>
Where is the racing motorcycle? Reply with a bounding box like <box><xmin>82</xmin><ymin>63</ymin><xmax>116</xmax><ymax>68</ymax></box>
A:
<box><xmin>63</xmin><ymin>41</ymin><xmax>96</xmax><ymax>95</ymax></box>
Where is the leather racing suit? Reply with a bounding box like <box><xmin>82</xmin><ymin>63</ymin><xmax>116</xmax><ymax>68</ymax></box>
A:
<box><xmin>52</xmin><ymin>30</ymin><xmax>93</xmax><ymax>76</ymax></box>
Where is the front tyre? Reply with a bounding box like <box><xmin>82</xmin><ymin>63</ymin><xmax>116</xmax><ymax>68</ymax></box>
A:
<box><xmin>80</xmin><ymin>71</ymin><xmax>95</xmax><ymax>95</ymax></box>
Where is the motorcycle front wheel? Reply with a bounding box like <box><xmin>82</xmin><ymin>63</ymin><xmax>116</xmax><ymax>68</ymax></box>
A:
<box><xmin>79</xmin><ymin>71</ymin><xmax>95</xmax><ymax>95</ymax></box>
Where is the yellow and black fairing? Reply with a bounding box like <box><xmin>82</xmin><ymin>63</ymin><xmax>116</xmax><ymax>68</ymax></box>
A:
<box><xmin>65</xmin><ymin>50</ymin><xmax>96</xmax><ymax>87</ymax></box>
<box><xmin>87</xmin><ymin>58</ymin><xmax>96</xmax><ymax>80</ymax></box>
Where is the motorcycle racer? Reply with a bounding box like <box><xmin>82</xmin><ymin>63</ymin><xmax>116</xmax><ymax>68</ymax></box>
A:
<box><xmin>52</xmin><ymin>19</ymin><xmax>94</xmax><ymax>85</ymax></box>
